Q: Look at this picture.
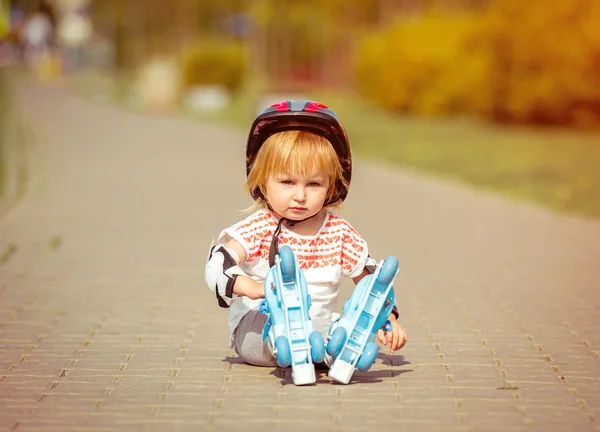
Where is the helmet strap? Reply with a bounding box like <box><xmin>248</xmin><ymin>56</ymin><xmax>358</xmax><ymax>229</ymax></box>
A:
<box><xmin>267</xmin><ymin>203</ymin><xmax>321</xmax><ymax>268</ymax></box>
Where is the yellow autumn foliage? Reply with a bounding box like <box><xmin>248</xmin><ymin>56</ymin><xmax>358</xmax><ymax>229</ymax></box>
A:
<box><xmin>354</xmin><ymin>0</ymin><xmax>600</xmax><ymax>127</ymax></box>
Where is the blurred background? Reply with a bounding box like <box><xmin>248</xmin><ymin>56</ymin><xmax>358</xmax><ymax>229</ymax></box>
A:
<box><xmin>1</xmin><ymin>0</ymin><xmax>599</xmax><ymax>218</ymax></box>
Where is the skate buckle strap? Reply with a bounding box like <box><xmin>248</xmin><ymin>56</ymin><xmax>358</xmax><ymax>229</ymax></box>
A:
<box><xmin>262</xmin><ymin>316</ymin><xmax>272</xmax><ymax>341</ymax></box>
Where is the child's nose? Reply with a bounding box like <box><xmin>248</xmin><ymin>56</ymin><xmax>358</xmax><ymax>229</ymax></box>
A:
<box><xmin>294</xmin><ymin>186</ymin><xmax>306</xmax><ymax>201</ymax></box>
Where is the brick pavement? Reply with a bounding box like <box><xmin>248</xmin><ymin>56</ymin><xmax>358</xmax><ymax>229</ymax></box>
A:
<box><xmin>0</xmin><ymin>81</ymin><xmax>599</xmax><ymax>431</ymax></box>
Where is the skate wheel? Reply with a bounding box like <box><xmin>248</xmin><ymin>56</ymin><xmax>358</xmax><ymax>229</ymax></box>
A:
<box><xmin>279</xmin><ymin>245</ymin><xmax>296</xmax><ymax>283</ymax></box>
<box><xmin>309</xmin><ymin>331</ymin><xmax>326</xmax><ymax>363</ymax></box>
<box><xmin>377</xmin><ymin>256</ymin><xmax>399</xmax><ymax>286</ymax></box>
<box><xmin>326</xmin><ymin>327</ymin><xmax>347</xmax><ymax>358</ymax></box>
<box><xmin>275</xmin><ymin>336</ymin><xmax>291</xmax><ymax>368</ymax></box>
<box><xmin>357</xmin><ymin>341</ymin><xmax>379</xmax><ymax>371</ymax></box>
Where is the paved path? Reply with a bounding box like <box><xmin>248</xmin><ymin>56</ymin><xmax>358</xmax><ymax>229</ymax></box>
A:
<box><xmin>1</xmin><ymin>80</ymin><xmax>599</xmax><ymax>432</ymax></box>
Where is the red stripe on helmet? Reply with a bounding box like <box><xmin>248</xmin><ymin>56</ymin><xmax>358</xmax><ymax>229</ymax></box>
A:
<box><xmin>270</xmin><ymin>101</ymin><xmax>290</xmax><ymax>112</ymax></box>
<box><xmin>304</xmin><ymin>101</ymin><xmax>329</xmax><ymax>112</ymax></box>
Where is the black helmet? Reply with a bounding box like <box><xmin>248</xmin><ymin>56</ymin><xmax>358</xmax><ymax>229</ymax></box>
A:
<box><xmin>246</xmin><ymin>100</ymin><xmax>352</xmax><ymax>205</ymax></box>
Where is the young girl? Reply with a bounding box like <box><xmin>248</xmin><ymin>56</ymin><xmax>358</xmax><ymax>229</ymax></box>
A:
<box><xmin>205</xmin><ymin>100</ymin><xmax>407</xmax><ymax>367</ymax></box>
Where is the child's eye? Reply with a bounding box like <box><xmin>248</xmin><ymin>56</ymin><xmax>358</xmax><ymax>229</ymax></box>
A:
<box><xmin>308</xmin><ymin>182</ymin><xmax>321</xmax><ymax>187</ymax></box>
<box><xmin>281</xmin><ymin>180</ymin><xmax>293</xmax><ymax>185</ymax></box>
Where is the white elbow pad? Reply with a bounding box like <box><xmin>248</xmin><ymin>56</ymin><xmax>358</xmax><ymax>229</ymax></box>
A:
<box><xmin>364</xmin><ymin>255</ymin><xmax>378</xmax><ymax>274</ymax></box>
<box><xmin>205</xmin><ymin>242</ymin><xmax>247</xmax><ymax>308</ymax></box>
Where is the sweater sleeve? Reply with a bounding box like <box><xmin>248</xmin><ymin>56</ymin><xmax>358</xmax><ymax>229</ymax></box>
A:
<box><xmin>341</xmin><ymin>224</ymin><xmax>369</xmax><ymax>279</ymax></box>
<box><xmin>216</xmin><ymin>211</ymin><xmax>270</xmax><ymax>265</ymax></box>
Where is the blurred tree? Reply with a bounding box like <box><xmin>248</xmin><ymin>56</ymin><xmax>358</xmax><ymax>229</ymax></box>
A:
<box><xmin>88</xmin><ymin>0</ymin><xmax>245</xmax><ymax>70</ymax></box>
<box><xmin>355</xmin><ymin>0</ymin><xmax>600</xmax><ymax>127</ymax></box>
<box><xmin>249</xmin><ymin>0</ymin><xmax>383</xmax><ymax>90</ymax></box>
<box><xmin>354</xmin><ymin>13</ymin><xmax>487</xmax><ymax>115</ymax></box>
<box><xmin>478</xmin><ymin>0</ymin><xmax>600</xmax><ymax>125</ymax></box>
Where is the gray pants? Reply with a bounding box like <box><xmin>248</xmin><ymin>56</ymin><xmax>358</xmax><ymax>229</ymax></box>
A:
<box><xmin>233</xmin><ymin>310</ymin><xmax>277</xmax><ymax>367</ymax></box>
<box><xmin>233</xmin><ymin>310</ymin><xmax>334</xmax><ymax>367</ymax></box>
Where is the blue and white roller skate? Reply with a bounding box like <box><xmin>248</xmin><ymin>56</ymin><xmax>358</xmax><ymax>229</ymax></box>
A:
<box><xmin>326</xmin><ymin>256</ymin><xmax>399</xmax><ymax>384</ymax></box>
<box><xmin>259</xmin><ymin>245</ymin><xmax>326</xmax><ymax>385</ymax></box>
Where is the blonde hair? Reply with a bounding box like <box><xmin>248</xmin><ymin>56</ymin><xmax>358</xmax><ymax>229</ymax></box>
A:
<box><xmin>245</xmin><ymin>130</ymin><xmax>348</xmax><ymax>209</ymax></box>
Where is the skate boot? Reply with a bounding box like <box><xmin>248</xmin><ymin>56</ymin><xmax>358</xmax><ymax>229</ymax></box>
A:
<box><xmin>326</xmin><ymin>255</ymin><xmax>399</xmax><ymax>384</ymax></box>
<box><xmin>259</xmin><ymin>245</ymin><xmax>326</xmax><ymax>385</ymax></box>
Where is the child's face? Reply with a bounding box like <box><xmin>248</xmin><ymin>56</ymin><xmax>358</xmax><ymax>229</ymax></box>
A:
<box><xmin>265</xmin><ymin>172</ymin><xmax>330</xmax><ymax>220</ymax></box>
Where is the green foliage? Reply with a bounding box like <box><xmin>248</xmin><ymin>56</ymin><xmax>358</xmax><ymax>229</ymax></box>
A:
<box><xmin>180</xmin><ymin>40</ymin><xmax>247</xmax><ymax>93</ymax></box>
<box><xmin>250</xmin><ymin>0</ymin><xmax>380</xmax><ymax>67</ymax></box>
<box><xmin>89</xmin><ymin>0</ymin><xmax>246</xmax><ymax>69</ymax></box>
<box><xmin>0</xmin><ymin>0</ymin><xmax>8</xmax><ymax>38</ymax></box>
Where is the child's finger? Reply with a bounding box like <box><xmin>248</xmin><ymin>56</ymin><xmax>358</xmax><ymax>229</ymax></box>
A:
<box><xmin>391</xmin><ymin>328</ymin><xmax>400</xmax><ymax>352</ymax></box>
<box><xmin>396</xmin><ymin>325</ymin><xmax>407</xmax><ymax>350</ymax></box>
<box><xmin>377</xmin><ymin>329</ymin><xmax>386</xmax><ymax>344</ymax></box>
<box><xmin>401</xmin><ymin>326</ymin><xmax>408</xmax><ymax>349</ymax></box>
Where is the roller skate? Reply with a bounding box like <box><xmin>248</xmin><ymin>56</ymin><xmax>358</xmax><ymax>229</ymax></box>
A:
<box><xmin>259</xmin><ymin>245</ymin><xmax>326</xmax><ymax>385</ymax></box>
<box><xmin>326</xmin><ymin>256</ymin><xmax>399</xmax><ymax>384</ymax></box>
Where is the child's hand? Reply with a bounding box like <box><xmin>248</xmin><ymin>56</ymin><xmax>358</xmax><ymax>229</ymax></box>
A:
<box><xmin>376</xmin><ymin>316</ymin><xmax>407</xmax><ymax>353</ymax></box>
